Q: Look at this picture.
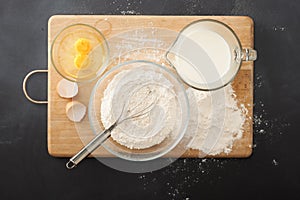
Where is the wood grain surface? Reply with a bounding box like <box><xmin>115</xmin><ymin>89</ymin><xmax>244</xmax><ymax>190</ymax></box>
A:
<box><xmin>48</xmin><ymin>15</ymin><xmax>254</xmax><ymax>158</ymax></box>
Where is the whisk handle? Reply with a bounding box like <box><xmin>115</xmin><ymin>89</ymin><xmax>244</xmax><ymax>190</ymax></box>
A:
<box><xmin>66</xmin><ymin>125</ymin><xmax>114</xmax><ymax>169</ymax></box>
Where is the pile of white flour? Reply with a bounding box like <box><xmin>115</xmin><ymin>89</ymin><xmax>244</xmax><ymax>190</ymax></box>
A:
<box><xmin>101</xmin><ymin>69</ymin><xmax>178</xmax><ymax>149</ymax></box>
<box><xmin>187</xmin><ymin>84</ymin><xmax>247</xmax><ymax>155</ymax></box>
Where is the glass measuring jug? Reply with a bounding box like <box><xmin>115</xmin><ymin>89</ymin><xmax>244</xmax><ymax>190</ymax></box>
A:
<box><xmin>166</xmin><ymin>19</ymin><xmax>257</xmax><ymax>91</ymax></box>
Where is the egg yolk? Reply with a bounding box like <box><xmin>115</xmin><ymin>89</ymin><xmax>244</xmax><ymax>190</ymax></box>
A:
<box><xmin>74</xmin><ymin>54</ymin><xmax>89</xmax><ymax>69</ymax></box>
<box><xmin>74</xmin><ymin>38</ymin><xmax>92</xmax><ymax>69</ymax></box>
<box><xmin>75</xmin><ymin>38</ymin><xmax>91</xmax><ymax>54</ymax></box>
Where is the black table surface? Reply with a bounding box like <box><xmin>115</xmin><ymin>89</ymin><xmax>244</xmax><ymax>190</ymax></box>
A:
<box><xmin>1</xmin><ymin>0</ymin><xmax>299</xmax><ymax>199</ymax></box>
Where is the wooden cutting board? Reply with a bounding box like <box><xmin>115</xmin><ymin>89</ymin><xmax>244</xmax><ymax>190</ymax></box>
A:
<box><xmin>48</xmin><ymin>15</ymin><xmax>254</xmax><ymax>158</ymax></box>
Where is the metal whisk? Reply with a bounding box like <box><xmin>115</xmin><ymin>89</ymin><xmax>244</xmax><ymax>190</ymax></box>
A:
<box><xmin>66</xmin><ymin>85</ymin><xmax>158</xmax><ymax>169</ymax></box>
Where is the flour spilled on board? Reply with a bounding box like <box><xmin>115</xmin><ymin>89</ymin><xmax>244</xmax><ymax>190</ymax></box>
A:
<box><xmin>187</xmin><ymin>84</ymin><xmax>247</xmax><ymax>155</ymax></box>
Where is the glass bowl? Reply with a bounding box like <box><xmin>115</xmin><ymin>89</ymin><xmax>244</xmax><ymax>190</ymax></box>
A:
<box><xmin>51</xmin><ymin>24</ymin><xmax>109</xmax><ymax>82</ymax></box>
<box><xmin>88</xmin><ymin>60</ymin><xmax>190</xmax><ymax>161</ymax></box>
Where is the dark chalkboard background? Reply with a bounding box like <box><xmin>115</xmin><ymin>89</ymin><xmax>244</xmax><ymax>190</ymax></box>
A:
<box><xmin>0</xmin><ymin>0</ymin><xmax>299</xmax><ymax>199</ymax></box>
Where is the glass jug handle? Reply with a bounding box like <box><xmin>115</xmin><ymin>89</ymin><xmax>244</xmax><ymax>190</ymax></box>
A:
<box><xmin>241</xmin><ymin>48</ymin><xmax>257</xmax><ymax>61</ymax></box>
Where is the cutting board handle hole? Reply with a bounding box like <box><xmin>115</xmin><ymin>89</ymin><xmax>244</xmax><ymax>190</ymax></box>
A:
<box><xmin>93</xmin><ymin>18</ymin><xmax>112</xmax><ymax>36</ymax></box>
